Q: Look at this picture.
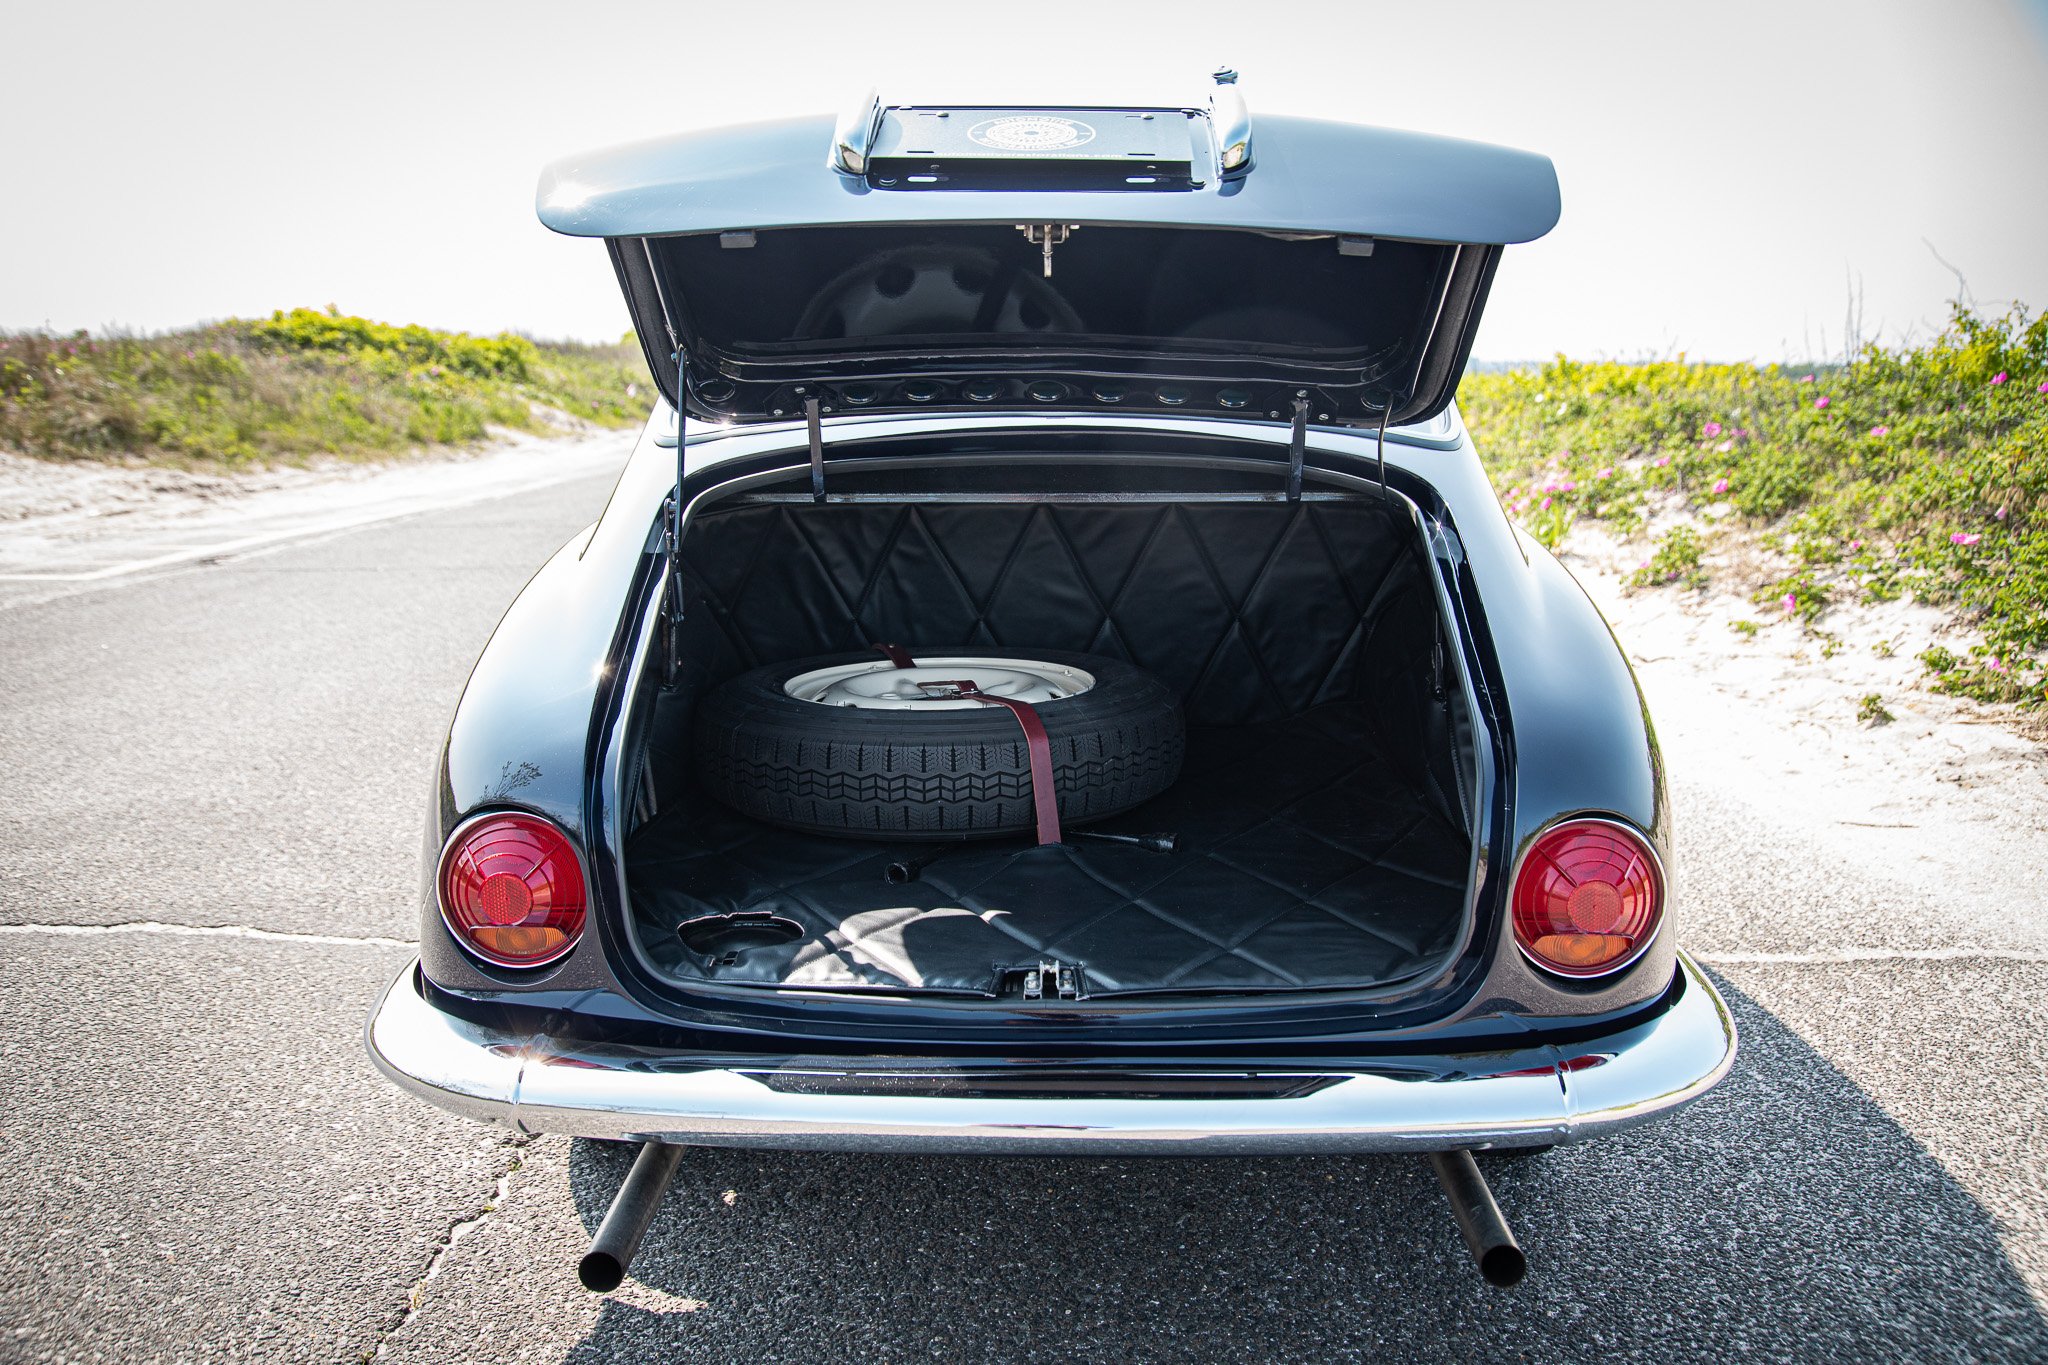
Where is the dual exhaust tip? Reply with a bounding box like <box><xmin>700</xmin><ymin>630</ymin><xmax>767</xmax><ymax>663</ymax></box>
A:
<box><xmin>577</xmin><ymin>1140</ymin><xmax>1528</xmax><ymax>1294</ymax></box>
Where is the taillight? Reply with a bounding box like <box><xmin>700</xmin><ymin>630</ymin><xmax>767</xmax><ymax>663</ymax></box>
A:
<box><xmin>439</xmin><ymin>812</ymin><xmax>587</xmax><ymax>969</ymax></box>
<box><xmin>1511</xmin><ymin>818</ymin><xmax>1663</xmax><ymax>979</ymax></box>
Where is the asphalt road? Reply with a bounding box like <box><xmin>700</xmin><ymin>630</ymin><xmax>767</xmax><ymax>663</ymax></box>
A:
<box><xmin>2</xmin><ymin>450</ymin><xmax>2044</xmax><ymax>1363</ymax></box>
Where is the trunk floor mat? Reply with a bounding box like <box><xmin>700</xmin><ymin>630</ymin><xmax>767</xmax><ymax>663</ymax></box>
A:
<box><xmin>626</xmin><ymin>705</ymin><xmax>1468</xmax><ymax>998</ymax></box>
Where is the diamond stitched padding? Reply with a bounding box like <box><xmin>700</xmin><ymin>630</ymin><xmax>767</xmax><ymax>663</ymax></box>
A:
<box><xmin>676</xmin><ymin>501</ymin><xmax>1416</xmax><ymax>727</ymax></box>
<box><xmin>627</xmin><ymin>705</ymin><xmax>1467</xmax><ymax>997</ymax></box>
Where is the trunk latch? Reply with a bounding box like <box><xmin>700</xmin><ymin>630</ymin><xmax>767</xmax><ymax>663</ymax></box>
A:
<box><xmin>1010</xmin><ymin>960</ymin><xmax>1081</xmax><ymax>1001</ymax></box>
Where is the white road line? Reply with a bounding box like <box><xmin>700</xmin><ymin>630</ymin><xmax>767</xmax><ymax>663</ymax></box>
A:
<box><xmin>0</xmin><ymin>467</ymin><xmax>607</xmax><ymax>583</ymax></box>
<box><xmin>1700</xmin><ymin>947</ymin><xmax>2048</xmax><ymax>965</ymax></box>
<box><xmin>0</xmin><ymin>921</ymin><xmax>416</xmax><ymax>949</ymax></box>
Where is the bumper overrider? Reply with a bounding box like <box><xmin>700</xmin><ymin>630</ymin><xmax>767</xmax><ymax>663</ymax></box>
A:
<box><xmin>367</xmin><ymin>956</ymin><xmax>1736</xmax><ymax>1156</ymax></box>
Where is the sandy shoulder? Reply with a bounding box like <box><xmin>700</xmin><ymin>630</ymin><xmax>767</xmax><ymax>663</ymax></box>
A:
<box><xmin>0</xmin><ymin>432</ymin><xmax>632</xmax><ymax>584</ymax></box>
<box><xmin>1563</xmin><ymin>525</ymin><xmax>2048</xmax><ymax>952</ymax></box>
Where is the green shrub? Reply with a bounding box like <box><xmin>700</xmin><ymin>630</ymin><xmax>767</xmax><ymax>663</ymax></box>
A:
<box><xmin>244</xmin><ymin>308</ymin><xmax>539</xmax><ymax>381</ymax></box>
<box><xmin>1463</xmin><ymin>304</ymin><xmax>2048</xmax><ymax>708</ymax></box>
<box><xmin>1628</xmin><ymin>524</ymin><xmax>1708</xmax><ymax>590</ymax></box>
<box><xmin>0</xmin><ymin>309</ymin><xmax>647</xmax><ymax>469</ymax></box>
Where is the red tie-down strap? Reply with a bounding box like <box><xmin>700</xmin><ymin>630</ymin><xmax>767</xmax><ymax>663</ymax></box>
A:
<box><xmin>917</xmin><ymin>679</ymin><xmax>1063</xmax><ymax>847</ymax></box>
<box><xmin>870</xmin><ymin>642</ymin><xmax>919</xmax><ymax>670</ymax></box>
<box><xmin>876</xmin><ymin>645</ymin><xmax>1061</xmax><ymax>846</ymax></box>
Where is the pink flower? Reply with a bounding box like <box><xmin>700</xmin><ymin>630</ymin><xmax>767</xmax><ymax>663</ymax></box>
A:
<box><xmin>1989</xmin><ymin>656</ymin><xmax>2009</xmax><ymax>674</ymax></box>
<box><xmin>1869</xmin><ymin>425</ymin><xmax>1889</xmax><ymax>437</ymax></box>
<box><xmin>1703</xmin><ymin>421</ymin><xmax>1723</xmax><ymax>438</ymax></box>
<box><xmin>1799</xmin><ymin>374</ymin><xmax>1816</xmax><ymax>383</ymax></box>
<box><xmin>1848</xmin><ymin>539</ymin><xmax>1863</xmax><ymax>551</ymax></box>
<box><xmin>1653</xmin><ymin>455</ymin><xmax>1672</xmax><ymax>468</ymax></box>
<box><xmin>2038</xmin><ymin>380</ymin><xmax>2048</xmax><ymax>393</ymax></box>
<box><xmin>1996</xmin><ymin>507</ymin><xmax>2007</xmax><ymax>520</ymax></box>
<box><xmin>1638</xmin><ymin>558</ymin><xmax>1652</xmax><ymax>570</ymax></box>
<box><xmin>1950</xmin><ymin>532</ymin><xmax>1981</xmax><ymax>546</ymax></box>
<box><xmin>1814</xmin><ymin>396</ymin><xmax>1830</xmax><ymax>410</ymax></box>
<box><xmin>1712</xmin><ymin>478</ymin><xmax>1730</xmax><ymax>494</ymax></box>
<box><xmin>1780</xmin><ymin>593</ymin><xmax>1798</xmax><ymax>613</ymax></box>
<box><xmin>1597</xmin><ymin>467</ymin><xmax>1614</xmax><ymax>480</ymax></box>
<box><xmin>1991</xmin><ymin>372</ymin><xmax>2007</xmax><ymax>386</ymax></box>
<box><xmin>1540</xmin><ymin>496</ymin><xmax>1553</xmax><ymax>510</ymax></box>
<box><xmin>1558</xmin><ymin>480</ymin><xmax>1579</xmax><ymax>492</ymax></box>
<box><xmin>1540</xmin><ymin>480</ymin><xmax>1559</xmax><ymax>494</ymax></box>
<box><xmin>1715</xmin><ymin>440</ymin><xmax>1734</xmax><ymax>453</ymax></box>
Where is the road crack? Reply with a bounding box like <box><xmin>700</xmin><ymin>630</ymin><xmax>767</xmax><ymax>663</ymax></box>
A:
<box><xmin>365</xmin><ymin>1135</ymin><xmax>534</xmax><ymax>1362</ymax></box>
<box><xmin>0</xmin><ymin>920</ymin><xmax>415</xmax><ymax>949</ymax></box>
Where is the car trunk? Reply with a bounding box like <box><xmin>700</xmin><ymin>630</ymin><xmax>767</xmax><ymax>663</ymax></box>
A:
<box><xmin>619</xmin><ymin>459</ymin><xmax>1483</xmax><ymax>1005</ymax></box>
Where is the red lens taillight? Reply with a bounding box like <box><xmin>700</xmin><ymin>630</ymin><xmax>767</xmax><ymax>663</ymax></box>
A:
<box><xmin>1511</xmin><ymin>819</ymin><xmax>1663</xmax><ymax>979</ymax></box>
<box><xmin>439</xmin><ymin>813</ymin><xmax>587</xmax><ymax>969</ymax></box>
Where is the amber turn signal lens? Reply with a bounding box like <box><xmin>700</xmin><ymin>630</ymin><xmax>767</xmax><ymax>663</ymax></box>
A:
<box><xmin>439</xmin><ymin>812</ymin><xmax>588</xmax><ymax>969</ymax></box>
<box><xmin>1511</xmin><ymin>820</ymin><xmax>1662</xmax><ymax>978</ymax></box>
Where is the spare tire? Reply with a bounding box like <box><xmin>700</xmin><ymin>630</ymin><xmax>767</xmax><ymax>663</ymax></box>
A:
<box><xmin>693</xmin><ymin>648</ymin><xmax>1184</xmax><ymax>840</ymax></box>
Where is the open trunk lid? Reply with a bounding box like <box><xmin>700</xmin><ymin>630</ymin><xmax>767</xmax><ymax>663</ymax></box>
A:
<box><xmin>539</xmin><ymin>79</ymin><xmax>1559</xmax><ymax>430</ymax></box>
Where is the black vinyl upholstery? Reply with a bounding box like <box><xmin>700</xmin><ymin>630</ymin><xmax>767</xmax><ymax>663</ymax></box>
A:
<box><xmin>628</xmin><ymin>496</ymin><xmax>1475</xmax><ymax>998</ymax></box>
<box><xmin>673</xmin><ymin>500</ymin><xmax>1421</xmax><ymax>727</ymax></box>
<box><xmin>628</xmin><ymin>705</ymin><xmax>1467</xmax><ymax>997</ymax></box>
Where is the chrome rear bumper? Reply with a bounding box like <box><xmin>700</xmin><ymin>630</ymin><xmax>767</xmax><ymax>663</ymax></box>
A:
<box><xmin>366</xmin><ymin>956</ymin><xmax>1736</xmax><ymax>1155</ymax></box>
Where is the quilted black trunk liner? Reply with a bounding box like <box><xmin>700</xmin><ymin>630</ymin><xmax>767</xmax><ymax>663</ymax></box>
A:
<box><xmin>626</xmin><ymin>705</ymin><xmax>1468</xmax><ymax>998</ymax></box>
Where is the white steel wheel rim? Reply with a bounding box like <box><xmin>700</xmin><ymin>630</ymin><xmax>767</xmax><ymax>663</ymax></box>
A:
<box><xmin>784</xmin><ymin>657</ymin><xmax>1096</xmax><ymax>711</ymax></box>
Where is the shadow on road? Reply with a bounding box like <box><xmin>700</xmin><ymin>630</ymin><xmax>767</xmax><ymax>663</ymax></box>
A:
<box><xmin>556</xmin><ymin>976</ymin><xmax>2048</xmax><ymax>1363</ymax></box>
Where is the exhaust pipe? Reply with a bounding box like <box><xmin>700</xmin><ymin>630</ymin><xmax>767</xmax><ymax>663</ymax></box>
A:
<box><xmin>579</xmin><ymin>1141</ymin><xmax>684</xmax><ymax>1293</ymax></box>
<box><xmin>1428</xmin><ymin>1149</ymin><xmax>1527</xmax><ymax>1287</ymax></box>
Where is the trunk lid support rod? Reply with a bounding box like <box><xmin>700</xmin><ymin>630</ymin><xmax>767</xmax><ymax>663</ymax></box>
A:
<box><xmin>664</xmin><ymin>351</ymin><xmax>689</xmax><ymax>683</ymax></box>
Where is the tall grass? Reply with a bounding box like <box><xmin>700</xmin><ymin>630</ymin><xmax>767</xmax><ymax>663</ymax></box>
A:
<box><xmin>0</xmin><ymin>307</ymin><xmax>648</xmax><ymax>468</ymax></box>
<box><xmin>1460</xmin><ymin>306</ymin><xmax>2048</xmax><ymax>708</ymax></box>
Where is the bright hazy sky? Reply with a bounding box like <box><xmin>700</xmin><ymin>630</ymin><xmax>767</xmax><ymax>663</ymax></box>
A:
<box><xmin>5</xmin><ymin>0</ymin><xmax>2046</xmax><ymax>362</ymax></box>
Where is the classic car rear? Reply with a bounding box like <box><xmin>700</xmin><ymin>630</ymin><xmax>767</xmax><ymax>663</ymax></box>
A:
<box><xmin>369</xmin><ymin>78</ymin><xmax>1736</xmax><ymax>1292</ymax></box>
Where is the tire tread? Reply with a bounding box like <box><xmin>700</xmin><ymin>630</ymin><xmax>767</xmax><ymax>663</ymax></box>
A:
<box><xmin>693</xmin><ymin>649</ymin><xmax>1185</xmax><ymax>839</ymax></box>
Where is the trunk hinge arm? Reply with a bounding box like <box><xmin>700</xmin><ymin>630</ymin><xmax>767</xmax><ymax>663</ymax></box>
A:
<box><xmin>1285</xmin><ymin>394</ymin><xmax>1309</xmax><ymax>502</ymax></box>
<box><xmin>1375</xmin><ymin>392</ymin><xmax>1393</xmax><ymax>493</ymax></box>
<box><xmin>806</xmin><ymin>396</ymin><xmax>826</xmax><ymax>503</ymax></box>
<box><xmin>1368</xmin><ymin>386</ymin><xmax>1407</xmax><ymax>495</ymax></box>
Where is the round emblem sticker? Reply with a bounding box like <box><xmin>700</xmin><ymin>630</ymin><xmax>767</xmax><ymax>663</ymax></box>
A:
<box><xmin>967</xmin><ymin>116</ymin><xmax>1096</xmax><ymax>153</ymax></box>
